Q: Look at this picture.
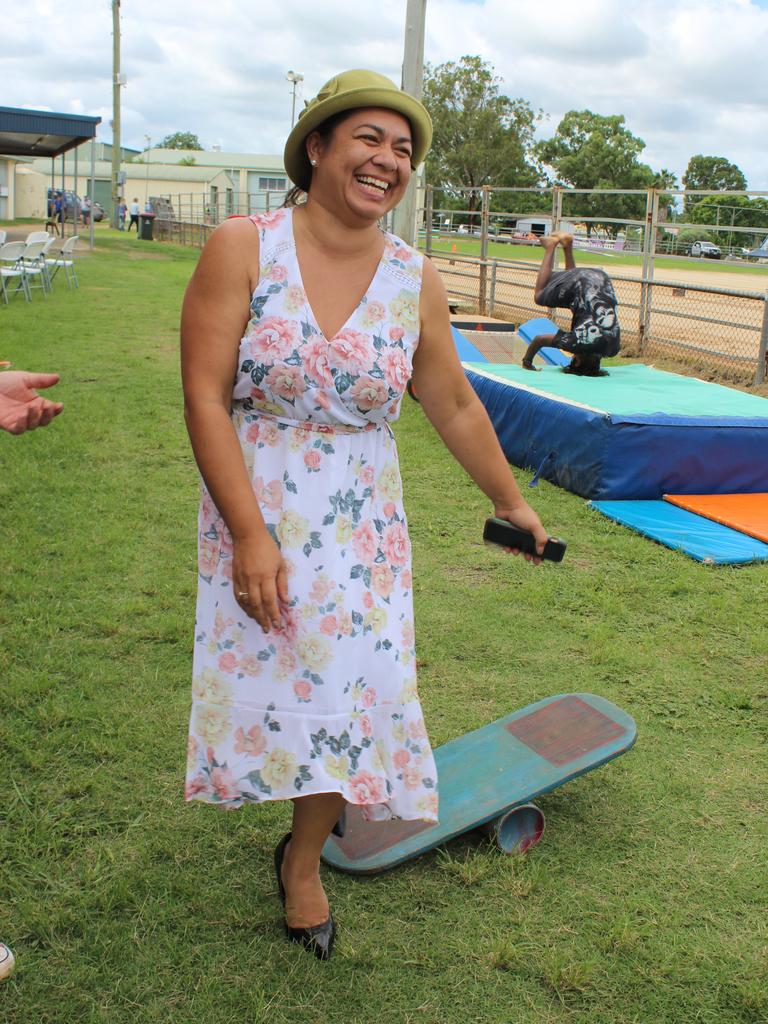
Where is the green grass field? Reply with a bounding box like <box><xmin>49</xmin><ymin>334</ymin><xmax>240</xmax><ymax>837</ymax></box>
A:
<box><xmin>1</xmin><ymin>231</ymin><xmax>766</xmax><ymax>1023</ymax></box>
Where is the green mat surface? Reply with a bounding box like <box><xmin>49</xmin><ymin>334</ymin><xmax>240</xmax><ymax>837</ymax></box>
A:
<box><xmin>463</xmin><ymin>363</ymin><xmax>768</xmax><ymax>419</ymax></box>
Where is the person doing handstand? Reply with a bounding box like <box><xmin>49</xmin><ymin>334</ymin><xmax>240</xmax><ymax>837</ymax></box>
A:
<box><xmin>522</xmin><ymin>232</ymin><xmax>620</xmax><ymax>376</ymax></box>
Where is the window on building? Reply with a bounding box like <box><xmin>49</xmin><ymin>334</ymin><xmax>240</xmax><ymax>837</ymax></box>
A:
<box><xmin>258</xmin><ymin>176</ymin><xmax>287</xmax><ymax>190</ymax></box>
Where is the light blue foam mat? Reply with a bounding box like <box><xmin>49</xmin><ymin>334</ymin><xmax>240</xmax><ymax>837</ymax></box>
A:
<box><xmin>590</xmin><ymin>500</ymin><xmax>768</xmax><ymax>564</ymax></box>
<box><xmin>540</xmin><ymin>346</ymin><xmax>571</xmax><ymax>366</ymax></box>
<box><xmin>518</xmin><ymin>317</ymin><xmax>560</xmax><ymax>343</ymax></box>
<box><xmin>517</xmin><ymin>317</ymin><xmax>570</xmax><ymax>366</ymax></box>
<box><xmin>451</xmin><ymin>325</ymin><xmax>488</xmax><ymax>362</ymax></box>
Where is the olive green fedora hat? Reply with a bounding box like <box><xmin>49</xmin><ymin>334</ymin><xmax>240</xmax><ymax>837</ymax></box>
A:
<box><xmin>283</xmin><ymin>69</ymin><xmax>433</xmax><ymax>191</ymax></box>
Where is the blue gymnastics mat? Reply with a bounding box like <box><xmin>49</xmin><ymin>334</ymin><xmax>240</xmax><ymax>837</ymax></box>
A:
<box><xmin>518</xmin><ymin>317</ymin><xmax>571</xmax><ymax>366</ymax></box>
<box><xmin>590</xmin><ymin>500</ymin><xmax>768</xmax><ymax>564</ymax></box>
<box><xmin>451</xmin><ymin>325</ymin><xmax>488</xmax><ymax>362</ymax></box>
<box><xmin>463</xmin><ymin>363</ymin><xmax>768</xmax><ymax>500</ymax></box>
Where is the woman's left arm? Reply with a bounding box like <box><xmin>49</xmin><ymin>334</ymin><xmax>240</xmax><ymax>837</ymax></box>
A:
<box><xmin>411</xmin><ymin>258</ymin><xmax>549</xmax><ymax>558</ymax></box>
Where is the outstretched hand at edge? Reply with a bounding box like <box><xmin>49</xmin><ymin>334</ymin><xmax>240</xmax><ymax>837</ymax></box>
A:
<box><xmin>0</xmin><ymin>371</ymin><xmax>63</xmax><ymax>435</ymax></box>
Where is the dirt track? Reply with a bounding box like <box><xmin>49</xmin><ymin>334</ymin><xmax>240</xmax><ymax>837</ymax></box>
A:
<box><xmin>434</xmin><ymin>253</ymin><xmax>767</xmax><ymax>372</ymax></box>
<box><xmin>589</xmin><ymin>260</ymin><xmax>768</xmax><ymax>293</ymax></box>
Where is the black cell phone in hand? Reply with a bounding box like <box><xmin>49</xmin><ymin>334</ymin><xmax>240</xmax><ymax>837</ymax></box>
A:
<box><xmin>483</xmin><ymin>517</ymin><xmax>567</xmax><ymax>563</ymax></box>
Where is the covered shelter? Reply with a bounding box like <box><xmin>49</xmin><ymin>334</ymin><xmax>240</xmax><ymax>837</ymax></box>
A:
<box><xmin>0</xmin><ymin>106</ymin><xmax>102</xmax><ymax>247</ymax></box>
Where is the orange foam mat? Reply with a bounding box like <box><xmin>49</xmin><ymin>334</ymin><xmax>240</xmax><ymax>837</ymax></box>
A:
<box><xmin>664</xmin><ymin>493</ymin><xmax>768</xmax><ymax>544</ymax></box>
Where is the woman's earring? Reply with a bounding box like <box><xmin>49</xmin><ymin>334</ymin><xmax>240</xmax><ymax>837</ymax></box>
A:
<box><xmin>310</xmin><ymin>159</ymin><xmax>318</xmax><ymax>167</ymax></box>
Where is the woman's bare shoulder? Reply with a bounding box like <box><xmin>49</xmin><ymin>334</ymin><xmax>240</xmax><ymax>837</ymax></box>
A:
<box><xmin>195</xmin><ymin>217</ymin><xmax>261</xmax><ymax>286</ymax></box>
<box><xmin>206</xmin><ymin>215</ymin><xmax>261</xmax><ymax>251</ymax></box>
<box><xmin>419</xmin><ymin>255</ymin><xmax>449</xmax><ymax>319</ymax></box>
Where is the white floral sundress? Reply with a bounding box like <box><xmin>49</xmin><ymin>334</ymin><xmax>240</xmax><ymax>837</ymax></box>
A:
<box><xmin>185</xmin><ymin>207</ymin><xmax>439</xmax><ymax>822</ymax></box>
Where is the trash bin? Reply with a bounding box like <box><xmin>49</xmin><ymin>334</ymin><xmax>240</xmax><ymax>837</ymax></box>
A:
<box><xmin>138</xmin><ymin>212</ymin><xmax>156</xmax><ymax>240</ymax></box>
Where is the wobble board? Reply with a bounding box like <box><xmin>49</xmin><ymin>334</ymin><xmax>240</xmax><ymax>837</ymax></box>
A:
<box><xmin>321</xmin><ymin>693</ymin><xmax>636</xmax><ymax>874</ymax></box>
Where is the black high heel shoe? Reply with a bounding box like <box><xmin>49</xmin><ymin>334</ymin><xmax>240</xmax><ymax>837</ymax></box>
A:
<box><xmin>274</xmin><ymin>832</ymin><xmax>336</xmax><ymax>962</ymax></box>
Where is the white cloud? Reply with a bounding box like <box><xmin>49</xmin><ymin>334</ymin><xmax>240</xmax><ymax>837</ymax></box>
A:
<box><xmin>2</xmin><ymin>0</ymin><xmax>767</xmax><ymax>189</ymax></box>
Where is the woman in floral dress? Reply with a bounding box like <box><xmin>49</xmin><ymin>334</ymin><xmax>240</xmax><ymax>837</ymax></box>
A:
<box><xmin>180</xmin><ymin>70</ymin><xmax>549</xmax><ymax>960</ymax></box>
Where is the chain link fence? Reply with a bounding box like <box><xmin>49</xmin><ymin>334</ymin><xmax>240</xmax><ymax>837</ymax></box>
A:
<box><xmin>423</xmin><ymin>185</ymin><xmax>768</xmax><ymax>386</ymax></box>
<box><xmin>149</xmin><ymin>189</ymin><xmax>291</xmax><ymax>245</ymax></box>
<box><xmin>430</xmin><ymin>252</ymin><xmax>768</xmax><ymax>385</ymax></box>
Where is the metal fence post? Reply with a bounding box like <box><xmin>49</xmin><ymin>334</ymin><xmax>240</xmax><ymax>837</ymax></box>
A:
<box><xmin>642</xmin><ymin>190</ymin><xmax>660</xmax><ymax>349</ymax></box>
<box><xmin>551</xmin><ymin>186</ymin><xmax>562</xmax><ymax>234</ymax></box>
<box><xmin>638</xmin><ymin>188</ymin><xmax>655</xmax><ymax>352</ymax></box>
<box><xmin>478</xmin><ymin>185</ymin><xmax>490</xmax><ymax>316</ymax></box>
<box><xmin>425</xmin><ymin>185</ymin><xmax>433</xmax><ymax>256</ymax></box>
<box><xmin>755</xmin><ymin>293</ymin><xmax>768</xmax><ymax>386</ymax></box>
<box><xmin>489</xmin><ymin>260</ymin><xmax>497</xmax><ymax>317</ymax></box>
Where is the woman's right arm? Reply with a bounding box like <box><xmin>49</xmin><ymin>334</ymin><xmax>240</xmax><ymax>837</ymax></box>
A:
<box><xmin>180</xmin><ymin>219</ymin><xmax>288</xmax><ymax>632</ymax></box>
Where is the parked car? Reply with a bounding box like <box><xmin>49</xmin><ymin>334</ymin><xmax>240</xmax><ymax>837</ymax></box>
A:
<box><xmin>45</xmin><ymin>189</ymin><xmax>104</xmax><ymax>222</ymax></box>
<box><xmin>689</xmin><ymin>240</ymin><xmax>722</xmax><ymax>259</ymax></box>
<box><xmin>47</xmin><ymin>188</ymin><xmax>79</xmax><ymax>217</ymax></box>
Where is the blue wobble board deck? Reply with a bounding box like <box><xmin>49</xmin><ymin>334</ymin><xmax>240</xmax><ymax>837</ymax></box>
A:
<box><xmin>321</xmin><ymin>693</ymin><xmax>637</xmax><ymax>874</ymax></box>
<box><xmin>590</xmin><ymin>500</ymin><xmax>768</xmax><ymax>564</ymax></box>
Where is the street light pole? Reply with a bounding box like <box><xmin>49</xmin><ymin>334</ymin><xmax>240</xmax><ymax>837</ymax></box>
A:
<box><xmin>286</xmin><ymin>71</ymin><xmax>304</xmax><ymax>128</ymax></box>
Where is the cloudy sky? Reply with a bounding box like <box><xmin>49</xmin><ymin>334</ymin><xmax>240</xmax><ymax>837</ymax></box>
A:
<box><xmin>3</xmin><ymin>0</ymin><xmax>768</xmax><ymax>190</ymax></box>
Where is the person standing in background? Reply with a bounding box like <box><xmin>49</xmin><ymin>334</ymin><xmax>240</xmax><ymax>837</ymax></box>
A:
<box><xmin>128</xmin><ymin>198</ymin><xmax>140</xmax><ymax>233</ymax></box>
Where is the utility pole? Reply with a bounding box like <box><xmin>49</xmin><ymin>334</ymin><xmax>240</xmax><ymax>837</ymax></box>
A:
<box><xmin>111</xmin><ymin>0</ymin><xmax>122</xmax><ymax>229</ymax></box>
<box><xmin>392</xmin><ymin>0</ymin><xmax>427</xmax><ymax>246</ymax></box>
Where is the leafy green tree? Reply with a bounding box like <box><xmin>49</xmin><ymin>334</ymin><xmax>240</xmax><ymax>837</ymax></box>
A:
<box><xmin>653</xmin><ymin>169</ymin><xmax>678</xmax><ymax>189</ymax></box>
<box><xmin>682</xmin><ymin>155</ymin><xmax>747</xmax><ymax>210</ymax></box>
<box><xmin>422</xmin><ymin>56</ymin><xmax>541</xmax><ymax>214</ymax></box>
<box><xmin>536</xmin><ymin>110</ymin><xmax>659</xmax><ymax>234</ymax></box>
<box><xmin>537</xmin><ymin>111</ymin><xmax>647</xmax><ymax>188</ymax></box>
<box><xmin>688</xmin><ymin>195</ymin><xmax>768</xmax><ymax>228</ymax></box>
<box><xmin>687</xmin><ymin>195</ymin><xmax>768</xmax><ymax>249</ymax></box>
<box><xmin>650</xmin><ymin>169</ymin><xmax>680</xmax><ymax>221</ymax></box>
<box><xmin>157</xmin><ymin>132</ymin><xmax>204</xmax><ymax>150</ymax></box>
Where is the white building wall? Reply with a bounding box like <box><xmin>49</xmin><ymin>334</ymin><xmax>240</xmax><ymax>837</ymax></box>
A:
<box><xmin>14</xmin><ymin>168</ymin><xmax>49</xmax><ymax>218</ymax></box>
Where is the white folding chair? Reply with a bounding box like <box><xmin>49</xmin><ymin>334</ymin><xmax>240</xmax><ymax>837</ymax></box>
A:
<box><xmin>0</xmin><ymin>230</ymin><xmax>7</xmax><ymax>246</ymax></box>
<box><xmin>0</xmin><ymin>241</ymin><xmax>31</xmax><ymax>304</ymax></box>
<box><xmin>38</xmin><ymin>236</ymin><xmax>58</xmax><ymax>291</ymax></box>
<box><xmin>25</xmin><ymin>231</ymin><xmax>50</xmax><ymax>245</ymax></box>
<box><xmin>46</xmin><ymin>235</ymin><xmax>80</xmax><ymax>289</ymax></box>
<box><xmin>19</xmin><ymin>239</ymin><xmax>50</xmax><ymax>297</ymax></box>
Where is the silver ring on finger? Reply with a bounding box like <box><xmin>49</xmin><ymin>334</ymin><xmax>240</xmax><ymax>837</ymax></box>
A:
<box><xmin>237</xmin><ymin>591</ymin><xmax>250</xmax><ymax>600</ymax></box>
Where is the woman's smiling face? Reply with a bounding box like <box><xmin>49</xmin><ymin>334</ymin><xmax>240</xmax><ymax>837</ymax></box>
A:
<box><xmin>306</xmin><ymin>107</ymin><xmax>414</xmax><ymax>219</ymax></box>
